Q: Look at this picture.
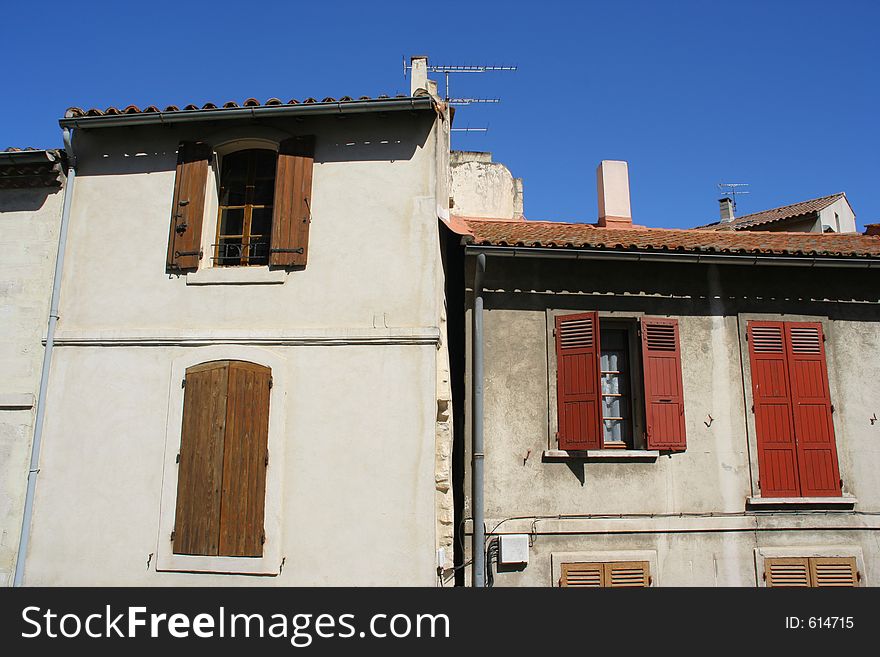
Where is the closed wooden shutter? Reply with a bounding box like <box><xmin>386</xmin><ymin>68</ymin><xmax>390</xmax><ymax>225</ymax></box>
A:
<box><xmin>765</xmin><ymin>557</ymin><xmax>811</xmax><ymax>587</ymax></box>
<box><xmin>167</xmin><ymin>141</ymin><xmax>211</xmax><ymax>270</ymax></box>
<box><xmin>270</xmin><ymin>135</ymin><xmax>315</xmax><ymax>267</ymax></box>
<box><xmin>174</xmin><ymin>360</ymin><xmax>271</xmax><ymax>557</ymax></box>
<box><xmin>555</xmin><ymin>312</ymin><xmax>601</xmax><ymax>450</ymax></box>
<box><xmin>786</xmin><ymin>323</ymin><xmax>841</xmax><ymax>497</ymax></box>
<box><xmin>810</xmin><ymin>557</ymin><xmax>858</xmax><ymax>587</ymax></box>
<box><xmin>560</xmin><ymin>561</ymin><xmax>650</xmax><ymax>587</ymax></box>
<box><xmin>748</xmin><ymin>321</ymin><xmax>800</xmax><ymax>497</ymax></box>
<box><xmin>765</xmin><ymin>557</ymin><xmax>859</xmax><ymax>587</ymax></box>
<box><xmin>641</xmin><ymin>318</ymin><xmax>686</xmax><ymax>451</ymax></box>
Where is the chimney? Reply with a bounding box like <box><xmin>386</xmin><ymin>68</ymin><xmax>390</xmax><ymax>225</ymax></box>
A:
<box><xmin>410</xmin><ymin>56</ymin><xmax>428</xmax><ymax>96</ymax></box>
<box><xmin>597</xmin><ymin>160</ymin><xmax>633</xmax><ymax>228</ymax></box>
<box><xmin>719</xmin><ymin>197</ymin><xmax>735</xmax><ymax>223</ymax></box>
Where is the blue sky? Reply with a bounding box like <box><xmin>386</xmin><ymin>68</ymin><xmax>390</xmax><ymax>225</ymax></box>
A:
<box><xmin>4</xmin><ymin>0</ymin><xmax>877</xmax><ymax>228</ymax></box>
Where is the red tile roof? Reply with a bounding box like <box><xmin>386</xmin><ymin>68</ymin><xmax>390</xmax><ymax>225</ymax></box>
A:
<box><xmin>461</xmin><ymin>217</ymin><xmax>880</xmax><ymax>259</ymax></box>
<box><xmin>697</xmin><ymin>193</ymin><xmax>846</xmax><ymax>230</ymax></box>
<box><xmin>64</xmin><ymin>95</ymin><xmax>418</xmax><ymax>118</ymax></box>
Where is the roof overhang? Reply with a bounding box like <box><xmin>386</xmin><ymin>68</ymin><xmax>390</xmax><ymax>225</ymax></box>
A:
<box><xmin>59</xmin><ymin>96</ymin><xmax>437</xmax><ymax>130</ymax></box>
<box><xmin>0</xmin><ymin>149</ymin><xmax>65</xmax><ymax>189</ymax></box>
<box><xmin>464</xmin><ymin>243</ymin><xmax>880</xmax><ymax>269</ymax></box>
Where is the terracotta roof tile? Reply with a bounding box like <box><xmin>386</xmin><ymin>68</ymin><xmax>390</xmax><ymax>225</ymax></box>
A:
<box><xmin>462</xmin><ymin>217</ymin><xmax>880</xmax><ymax>259</ymax></box>
<box><xmin>697</xmin><ymin>193</ymin><xmax>846</xmax><ymax>230</ymax></box>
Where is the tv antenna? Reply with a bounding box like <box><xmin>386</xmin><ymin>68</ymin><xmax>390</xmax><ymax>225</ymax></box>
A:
<box><xmin>717</xmin><ymin>182</ymin><xmax>750</xmax><ymax>212</ymax></box>
<box><xmin>403</xmin><ymin>59</ymin><xmax>517</xmax><ymax>105</ymax></box>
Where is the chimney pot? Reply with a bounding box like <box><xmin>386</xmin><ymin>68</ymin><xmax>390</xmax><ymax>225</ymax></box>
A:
<box><xmin>719</xmin><ymin>197</ymin><xmax>735</xmax><ymax>223</ymax></box>
<box><xmin>597</xmin><ymin>160</ymin><xmax>633</xmax><ymax>228</ymax></box>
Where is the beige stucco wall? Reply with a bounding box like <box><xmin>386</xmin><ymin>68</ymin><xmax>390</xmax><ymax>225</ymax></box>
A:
<box><xmin>20</xmin><ymin>109</ymin><xmax>453</xmax><ymax>585</ymax></box>
<box><xmin>0</xmin><ymin>184</ymin><xmax>64</xmax><ymax>586</ymax></box>
<box><xmin>818</xmin><ymin>196</ymin><xmax>857</xmax><ymax>233</ymax></box>
<box><xmin>450</xmin><ymin>151</ymin><xmax>522</xmax><ymax>220</ymax></box>
<box><xmin>463</xmin><ymin>256</ymin><xmax>880</xmax><ymax>586</ymax></box>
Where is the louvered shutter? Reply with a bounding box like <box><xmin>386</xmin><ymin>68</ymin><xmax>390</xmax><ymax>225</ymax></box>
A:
<box><xmin>785</xmin><ymin>323</ymin><xmax>841</xmax><ymax>497</ymax></box>
<box><xmin>748</xmin><ymin>322</ymin><xmax>800</xmax><ymax>497</ymax></box>
<box><xmin>219</xmin><ymin>362</ymin><xmax>271</xmax><ymax>557</ymax></box>
<box><xmin>641</xmin><ymin>318</ymin><xmax>686</xmax><ymax>451</ymax></box>
<box><xmin>555</xmin><ymin>312</ymin><xmax>601</xmax><ymax>450</ymax></box>
<box><xmin>810</xmin><ymin>557</ymin><xmax>858</xmax><ymax>587</ymax></box>
<box><xmin>174</xmin><ymin>362</ymin><xmax>229</xmax><ymax>555</ymax></box>
<box><xmin>606</xmin><ymin>561</ymin><xmax>651</xmax><ymax>587</ymax></box>
<box><xmin>560</xmin><ymin>562</ymin><xmax>603</xmax><ymax>587</ymax></box>
<box><xmin>167</xmin><ymin>141</ymin><xmax>211</xmax><ymax>270</ymax></box>
<box><xmin>173</xmin><ymin>360</ymin><xmax>271</xmax><ymax>557</ymax></box>
<box><xmin>765</xmin><ymin>558</ymin><xmax>811</xmax><ymax>587</ymax></box>
<box><xmin>270</xmin><ymin>135</ymin><xmax>315</xmax><ymax>267</ymax></box>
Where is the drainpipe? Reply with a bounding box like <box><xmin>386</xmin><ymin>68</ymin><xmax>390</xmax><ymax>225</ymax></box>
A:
<box><xmin>472</xmin><ymin>253</ymin><xmax>486</xmax><ymax>587</ymax></box>
<box><xmin>13</xmin><ymin>127</ymin><xmax>77</xmax><ymax>587</ymax></box>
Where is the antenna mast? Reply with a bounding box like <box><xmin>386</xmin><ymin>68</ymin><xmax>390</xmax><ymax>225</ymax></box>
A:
<box><xmin>717</xmin><ymin>182</ymin><xmax>750</xmax><ymax>212</ymax></box>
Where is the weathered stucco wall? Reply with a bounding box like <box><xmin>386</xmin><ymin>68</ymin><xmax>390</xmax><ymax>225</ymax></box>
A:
<box><xmin>450</xmin><ymin>151</ymin><xmax>523</xmax><ymax>220</ymax></box>
<box><xmin>0</xmin><ymin>185</ymin><xmax>63</xmax><ymax>586</ymax></box>
<box><xmin>464</xmin><ymin>256</ymin><xmax>880</xmax><ymax>586</ymax></box>
<box><xmin>20</xmin><ymin>109</ymin><xmax>452</xmax><ymax>585</ymax></box>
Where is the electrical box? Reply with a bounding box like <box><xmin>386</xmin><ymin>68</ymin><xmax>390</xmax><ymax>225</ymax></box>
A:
<box><xmin>499</xmin><ymin>534</ymin><xmax>529</xmax><ymax>565</ymax></box>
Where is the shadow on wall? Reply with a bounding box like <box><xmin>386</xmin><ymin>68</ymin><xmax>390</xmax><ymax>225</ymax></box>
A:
<box><xmin>473</xmin><ymin>257</ymin><xmax>880</xmax><ymax>321</ymax></box>
<box><xmin>0</xmin><ymin>186</ymin><xmax>62</xmax><ymax>213</ymax></box>
<box><xmin>72</xmin><ymin>113</ymin><xmax>435</xmax><ymax>177</ymax></box>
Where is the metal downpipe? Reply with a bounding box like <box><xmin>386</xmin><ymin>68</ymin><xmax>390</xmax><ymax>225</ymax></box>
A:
<box><xmin>472</xmin><ymin>253</ymin><xmax>486</xmax><ymax>587</ymax></box>
<box><xmin>13</xmin><ymin>127</ymin><xmax>77</xmax><ymax>587</ymax></box>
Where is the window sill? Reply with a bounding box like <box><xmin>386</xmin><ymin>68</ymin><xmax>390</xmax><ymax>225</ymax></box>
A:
<box><xmin>746</xmin><ymin>496</ymin><xmax>857</xmax><ymax>510</ymax></box>
<box><xmin>543</xmin><ymin>449</ymin><xmax>659</xmax><ymax>462</ymax></box>
<box><xmin>185</xmin><ymin>267</ymin><xmax>287</xmax><ymax>286</ymax></box>
<box><xmin>0</xmin><ymin>393</ymin><xmax>35</xmax><ymax>409</ymax></box>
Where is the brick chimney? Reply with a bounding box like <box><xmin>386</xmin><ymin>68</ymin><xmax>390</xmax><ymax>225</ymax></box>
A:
<box><xmin>719</xmin><ymin>197</ymin><xmax>735</xmax><ymax>223</ymax></box>
<box><xmin>597</xmin><ymin>160</ymin><xmax>633</xmax><ymax>229</ymax></box>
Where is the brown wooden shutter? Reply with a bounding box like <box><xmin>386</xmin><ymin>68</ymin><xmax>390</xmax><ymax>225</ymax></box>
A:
<box><xmin>606</xmin><ymin>561</ymin><xmax>651</xmax><ymax>587</ymax></box>
<box><xmin>173</xmin><ymin>362</ymin><xmax>229</xmax><ymax>555</ymax></box>
<box><xmin>785</xmin><ymin>323</ymin><xmax>841</xmax><ymax>497</ymax></box>
<box><xmin>560</xmin><ymin>562</ymin><xmax>603</xmax><ymax>587</ymax></box>
<box><xmin>765</xmin><ymin>557</ymin><xmax>811</xmax><ymax>587</ymax></box>
<box><xmin>270</xmin><ymin>135</ymin><xmax>315</xmax><ymax>267</ymax></box>
<box><xmin>810</xmin><ymin>557</ymin><xmax>858</xmax><ymax>587</ymax></box>
<box><xmin>748</xmin><ymin>321</ymin><xmax>800</xmax><ymax>497</ymax></box>
<box><xmin>167</xmin><ymin>141</ymin><xmax>211</xmax><ymax>270</ymax></box>
<box><xmin>219</xmin><ymin>362</ymin><xmax>271</xmax><ymax>557</ymax></box>
<box><xmin>173</xmin><ymin>360</ymin><xmax>271</xmax><ymax>557</ymax></box>
<box><xmin>641</xmin><ymin>318</ymin><xmax>686</xmax><ymax>451</ymax></box>
<box><xmin>555</xmin><ymin>312</ymin><xmax>602</xmax><ymax>450</ymax></box>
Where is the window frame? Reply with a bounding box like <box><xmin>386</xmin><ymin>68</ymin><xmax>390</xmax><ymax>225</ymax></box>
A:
<box><xmin>156</xmin><ymin>346</ymin><xmax>287</xmax><ymax>575</ymax></box>
<box><xmin>754</xmin><ymin>547</ymin><xmax>865</xmax><ymax>587</ymax></box>
<box><xmin>738</xmin><ymin>314</ymin><xmax>847</xmax><ymax>501</ymax></box>
<box><xmin>551</xmin><ymin>550</ymin><xmax>657</xmax><ymax>587</ymax></box>
<box><xmin>545</xmin><ymin>310</ymin><xmax>648</xmax><ymax>452</ymax></box>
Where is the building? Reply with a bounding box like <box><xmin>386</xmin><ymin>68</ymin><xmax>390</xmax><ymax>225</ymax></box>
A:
<box><xmin>13</xmin><ymin>58</ymin><xmax>457</xmax><ymax>585</ymax></box>
<box><xmin>456</xmin><ymin>160</ymin><xmax>880</xmax><ymax>587</ymax></box>
<box><xmin>698</xmin><ymin>192</ymin><xmax>857</xmax><ymax>233</ymax></box>
<box><xmin>0</xmin><ymin>148</ymin><xmax>66</xmax><ymax>587</ymax></box>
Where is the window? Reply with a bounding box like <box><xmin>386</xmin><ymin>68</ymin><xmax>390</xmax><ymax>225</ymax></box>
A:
<box><xmin>554</xmin><ymin>312</ymin><xmax>686</xmax><ymax>451</ymax></box>
<box><xmin>214</xmin><ymin>148</ymin><xmax>276</xmax><ymax>266</ymax></box>
<box><xmin>764</xmin><ymin>557</ymin><xmax>859</xmax><ymax>587</ymax></box>
<box><xmin>560</xmin><ymin>561</ymin><xmax>651</xmax><ymax>587</ymax></box>
<box><xmin>747</xmin><ymin>321</ymin><xmax>841</xmax><ymax>497</ymax></box>
<box><xmin>166</xmin><ymin>136</ymin><xmax>315</xmax><ymax>271</ymax></box>
<box><xmin>173</xmin><ymin>360</ymin><xmax>271</xmax><ymax>557</ymax></box>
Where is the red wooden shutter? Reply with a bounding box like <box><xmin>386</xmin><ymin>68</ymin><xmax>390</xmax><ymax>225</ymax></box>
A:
<box><xmin>785</xmin><ymin>322</ymin><xmax>841</xmax><ymax>496</ymax></box>
<box><xmin>173</xmin><ymin>362</ymin><xmax>229</xmax><ymax>555</ymax></box>
<box><xmin>270</xmin><ymin>135</ymin><xmax>315</xmax><ymax>267</ymax></box>
<box><xmin>167</xmin><ymin>141</ymin><xmax>211</xmax><ymax>270</ymax></box>
<box><xmin>748</xmin><ymin>321</ymin><xmax>800</xmax><ymax>497</ymax></box>
<box><xmin>641</xmin><ymin>318</ymin><xmax>686</xmax><ymax>451</ymax></box>
<box><xmin>555</xmin><ymin>312</ymin><xmax>601</xmax><ymax>450</ymax></box>
<box><xmin>219</xmin><ymin>362</ymin><xmax>271</xmax><ymax>557</ymax></box>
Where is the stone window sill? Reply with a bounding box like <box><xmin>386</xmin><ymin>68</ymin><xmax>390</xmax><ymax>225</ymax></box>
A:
<box><xmin>542</xmin><ymin>449</ymin><xmax>659</xmax><ymax>462</ymax></box>
<box><xmin>746</xmin><ymin>496</ymin><xmax>857</xmax><ymax>510</ymax></box>
<box><xmin>186</xmin><ymin>267</ymin><xmax>287</xmax><ymax>286</ymax></box>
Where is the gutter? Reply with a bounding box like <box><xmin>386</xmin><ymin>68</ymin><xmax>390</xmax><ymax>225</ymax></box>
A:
<box><xmin>13</xmin><ymin>128</ymin><xmax>77</xmax><ymax>587</ymax></box>
<box><xmin>464</xmin><ymin>244</ymin><xmax>880</xmax><ymax>268</ymax></box>
<box><xmin>471</xmin><ymin>253</ymin><xmax>486</xmax><ymax>587</ymax></box>
<box><xmin>59</xmin><ymin>96</ymin><xmax>436</xmax><ymax>130</ymax></box>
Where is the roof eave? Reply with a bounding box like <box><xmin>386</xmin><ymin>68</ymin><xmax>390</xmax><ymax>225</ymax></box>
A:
<box><xmin>59</xmin><ymin>96</ymin><xmax>437</xmax><ymax>129</ymax></box>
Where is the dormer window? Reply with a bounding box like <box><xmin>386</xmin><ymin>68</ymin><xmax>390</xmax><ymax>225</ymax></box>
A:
<box><xmin>215</xmin><ymin>148</ymin><xmax>277</xmax><ymax>266</ymax></box>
